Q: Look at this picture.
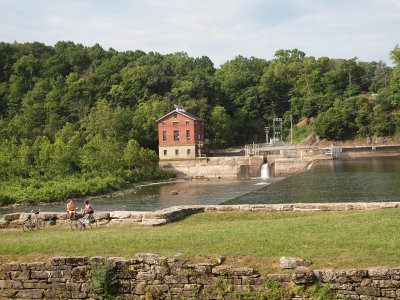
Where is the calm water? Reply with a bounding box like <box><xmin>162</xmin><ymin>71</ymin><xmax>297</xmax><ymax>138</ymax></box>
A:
<box><xmin>0</xmin><ymin>178</ymin><xmax>279</xmax><ymax>216</ymax></box>
<box><xmin>1</xmin><ymin>157</ymin><xmax>399</xmax><ymax>216</ymax></box>
<box><xmin>226</xmin><ymin>157</ymin><xmax>400</xmax><ymax>205</ymax></box>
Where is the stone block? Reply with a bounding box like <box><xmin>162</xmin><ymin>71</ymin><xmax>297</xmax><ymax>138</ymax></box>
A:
<box><xmin>368</xmin><ymin>268</ymin><xmax>390</xmax><ymax>280</ymax></box>
<box><xmin>16</xmin><ymin>289</ymin><xmax>44</xmax><ymax>299</ymax></box>
<box><xmin>292</xmin><ymin>266</ymin><xmax>314</xmax><ymax>284</ymax></box>
<box><xmin>0</xmin><ymin>289</ymin><xmax>17</xmax><ymax>298</ymax></box>
<box><xmin>330</xmin><ymin>283</ymin><xmax>354</xmax><ymax>290</ymax></box>
<box><xmin>279</xmin><ymin>256</ymin><xmax>312</xmax><ymax>269</ymax></box>
<box><xmin>71</xmin><ymin>265</ymin><xmax>90</xmax><ymax>280</ymax></box>
<box><xmin>231</xmin><ymin>267</ymin><xmax>255</xmax><ymax>276</ymax></box>
<box><xmin>0</xmin><ymin>279</ymin><xmax>23</xmax><ymax>289</ymax></box>
<box><xmin>95</xmin><ymin>212</ymin><xmax>110</xmax><ymax>220</ymax></box>
<box><xmin>371</xmin><ymin>279</ymin><xmax>400</xmax><ymax>288</ymax></box>
<box><xmin>65</xmin><ymin>256</ymin><xmax>88</xmax><ymax>266</ymax></box>
<box><xmin>136</xmin><ymin>253</ymin><xmax>159</xmax><ymax>264</ymax></box>
<box><xmin>335</xmin><ymin>270</ymin><xmax>353</xmax><ymax>283</ymax></box>
<box><xmin>71</xmin><ymin>291</ymin><xmax>88</xmax><ymax>298</ymax></box>
<box><xmin>381</xmin><ymin>289</ymin><xmax>397</xmax><ymax>298</ymax></box>
<box><xmin>23</xmin><ymin>280</ymin><xmax>50</xmax><ymax>289</ymax></box>
<box><xmin>345</xmin><ymin>269</ymin><xmax>367</xmax><ymax>282</ymax></box>
<box><xmin>10</xmin><ymin>270</ymin><xmax>30</xmax><ymax>280</ymax></box>
<box><xmin>2</xmin><ymin>263</ymin><xmax>16</xmax><ymax>272</ymax></box>
<box><xmin>3</xmin><ymin>213</ymin><xmax>20</xmax><ymax>221</ymax></box>
<box><xmin>133</xmin><ymin>281</ymin><xmax>146</xmax><ymax>294</ymax></box>
<box><xmin>50</xmin><ymin>256</ymin><xmax>67</xmax><ymax>266</ymax></box>
<box><xmin>211</xmin><ymin>265</ymin><xmax>233</xmax><ymax>276</ymax></box>
<box><xmin>136</xmin><ymin>272</ymin><xmax>156</xmax><ymax>281</ymax></box>
<box><xmin>26</xmin><ymin>262</ymin><xmax>48</xmax><ymax>271</ymax></box>
<box><xmin>389</xmin><ymin>267</ymin><xmax>400</xmax><ymax>280</ymax></box>
<box><xmin>355</xmin><ymin>286</ymin><xmax>381</xmax><ymax>297</ymax></box>
<box><xmin>66</xmin><ymin>282</ymin><xmax>81</xmax><ymax>292</ymax></box>
<box><xmin>314</xmin><ymin>269</ymin><xmax>335</xmax><ymax>283</ymax></box>
<box><xmin>31</xmin><ymin>271</ymin><xmax>52</xmax><ymax>279</ymax></box>
<box><xmin>147</xmin><ymin>284</ymin><xmax>169</xmax><ymax>296</ymax></box>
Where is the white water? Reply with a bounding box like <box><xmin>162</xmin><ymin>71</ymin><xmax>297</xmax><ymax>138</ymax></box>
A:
<box><xmin>260</xmin><ymin>163</ymin><xmax>270</xmax><ymax>179</ymax></box>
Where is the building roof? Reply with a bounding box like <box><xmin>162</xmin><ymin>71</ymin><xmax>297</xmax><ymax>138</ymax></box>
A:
<box><xmin>155</xmin><ymin>107</ymin><xmax>205</xmax><ymax>123</ymax></box>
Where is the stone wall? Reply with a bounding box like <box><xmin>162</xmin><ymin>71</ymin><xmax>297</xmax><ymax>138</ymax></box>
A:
<box><xmin>2</xmin><ymin>202</ymin><xmax>400</xmax><ymax>228</ymax></box>
<box><xmin>1</xmin><ymin>254</ymin><xmax>400</xmax><ymax>299</ymax></box>
<box><xmin>158</xmin><ymin>156</ymin><xmax>265</xmax><ymax>179</ymax></box>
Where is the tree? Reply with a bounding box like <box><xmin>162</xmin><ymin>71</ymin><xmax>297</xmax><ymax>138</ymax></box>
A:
<box><xmin>207</xmin><ymin>106</ymin><xmax>233</xmax><ymax>148</ymax></box>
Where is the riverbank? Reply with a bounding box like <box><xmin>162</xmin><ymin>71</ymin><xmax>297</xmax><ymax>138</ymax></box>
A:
<box><xmin>2</xmin><ymin>201</ymin><xmax>400</xmax><ymax>228</ymax></box>
<box><xmin>0</xmin><ymin>178</ymin><xmax>184</xmax><ymax>212</ymax></box>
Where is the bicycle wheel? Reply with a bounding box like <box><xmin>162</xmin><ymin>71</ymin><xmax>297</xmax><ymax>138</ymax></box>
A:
<box><xmin>36</xmin><ymin>218</ymin><xmax>45</xmax><ymax>230</ymax></box>
<box><xmin>70</xmin><ymin>219</ymin><xmax>81</xmax><ymax>231</ymax></box>
<box><xmin>22</xmin><ymin>220</ymin><xmax>32</xmax><ymax>232</ymax></box>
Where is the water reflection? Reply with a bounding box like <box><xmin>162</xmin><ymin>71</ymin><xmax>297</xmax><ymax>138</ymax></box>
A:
<box><xmin>227</xmin><ymin>157</ymin><xmax>400</xmax><ymax>205</ymax></box>
<box><xmin>0</xmin><ymin>178</ymin><xmax>279</xmax><ymax>216</ymax></box>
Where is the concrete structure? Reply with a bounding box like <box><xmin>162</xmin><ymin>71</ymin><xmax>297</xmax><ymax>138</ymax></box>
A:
<box><xmin>159</xmin><ymin>156</ymin><xmax>265</xmax><ymax>179</ymax></box>
<box><xmin>156</xmin><ymin>105</ymin><xmax>205</xmax><ymax>160</ymax></box>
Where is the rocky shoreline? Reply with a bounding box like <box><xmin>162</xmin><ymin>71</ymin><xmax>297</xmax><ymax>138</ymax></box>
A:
<box><xmin>2</xmin><ymin>202</ymin><xmax>400</xmax><ymax>229</ymax></box>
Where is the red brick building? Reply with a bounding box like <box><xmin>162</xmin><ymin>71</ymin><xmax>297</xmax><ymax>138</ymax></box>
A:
<box><xmin>156</xmin><ymin>105</ymin><xmax>205</xmax><ymax>160</ymax></box>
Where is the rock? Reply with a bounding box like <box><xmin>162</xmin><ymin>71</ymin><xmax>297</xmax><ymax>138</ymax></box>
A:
<box><xmin>109</xmin><ymin>211</ymin><xmax>131</xmax><ymax>219</ymax></box>
<box><xmin>3</xmin><ymin>214</ymin><xmax>20</xmax><ymax>221</ymax></box>
<box><xmin>214</xmin><ymin>255</ymin><xmax>226</xmax><ymax>265</ymax></box>
<box><xmin>280</xmin><ymin>257</ymin><xmax>312</xmax><ymax>269</ymax></box>
<box><xmin>292</xmin><ymin>266</ymin><xmax>314</xmax><ymax>284</ymax></box>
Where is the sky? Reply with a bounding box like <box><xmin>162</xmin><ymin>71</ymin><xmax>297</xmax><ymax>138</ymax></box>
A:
<box><xmin>1</xmin><ymin>0</ymin><xmax>400</xmax><ymax>67</ymax></box>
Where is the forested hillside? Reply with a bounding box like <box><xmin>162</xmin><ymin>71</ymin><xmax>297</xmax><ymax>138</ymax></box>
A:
<box><xmin>1</xmin><ymin>41</ymin><xmax>400</xmax><ymax>205</ymax></box>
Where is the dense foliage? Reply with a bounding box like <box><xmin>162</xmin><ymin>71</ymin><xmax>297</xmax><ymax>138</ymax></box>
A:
<box><xmin>0</xmin><ymin>41</ymin><xmax>399</xmax><ymax>205</ymax></box>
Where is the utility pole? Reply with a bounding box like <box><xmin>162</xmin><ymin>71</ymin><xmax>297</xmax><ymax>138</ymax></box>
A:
<box><xmin>290</xmin><ymin>115</ymin><xmax>293</xmax><ymax>145</ymax></box>
<box><xmin>264</xmin><ymin>126</ymin><xmax>269</xmax><ymax>145</ymax></box>
<box><xmin>273</xmin><ymin>121</ymin><xmax>276</xmax><ymax>145</ymax></box>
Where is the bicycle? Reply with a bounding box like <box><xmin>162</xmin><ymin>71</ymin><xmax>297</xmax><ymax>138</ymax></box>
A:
<box><xmin>69</xmin><ymin>210</ymin><xmax>97</xmax><ymax>231</ymax></box>
<box><xmin>22</xmin><ymin>210</ymin><xmax>45</xmax><ymax>231</ymax></box>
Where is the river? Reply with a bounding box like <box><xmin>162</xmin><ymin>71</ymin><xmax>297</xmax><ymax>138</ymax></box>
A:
<box><xmin>1</xmin><ymin>157</ymin><xmax>399</xmax><ymax>216</ymax></box>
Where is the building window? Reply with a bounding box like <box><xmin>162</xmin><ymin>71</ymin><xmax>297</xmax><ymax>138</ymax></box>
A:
<box><xmin>187</xmin><ymin>149</ymin><xmax>191</xmax><ymax>155</ymax></box>
<box><xmin>163</xmin><ymin>131</ymin><xmax>166</xmax><ymax>141</ymax></box>
<box><xmin>174</xmin><ymin>113</ymin><xmax>177</xmax><ymax>118</ymax></box>
<box><xmin>173</xmin><ymin>121</ymin><xmax>179</xmax><ymax>126</ymax></box>
<box><xmin>175</xmin><ymin>149</ymin><xmax>179</xmax><ymax>155</ymax></box>
<box><xmin>195</xmin><ymin>121</ymin><xmax>198</xmax><ymax>125</ymax></box>
<box><xmin>174</xmin><ymin>130</ymin><xmax>179</xmax><ymax>141</ymax></box>
<box><xmin>186</xmin><ymin>121</ymin><xmax>190</xmax><ymax>125</ymax></box>
<box><xmin>163</xmin><ymin>150</ymin><xmax>167</xmax><ymax>155</ymax></box>
<box><xmin>162</xmin><ymin>121</ymin><xmax>166</xmax><ymax>126</ymax></box>
<box><xmin>186</xmin><ymin>130</ymin><xmax>190</xmax><ymax>141</ymax></box>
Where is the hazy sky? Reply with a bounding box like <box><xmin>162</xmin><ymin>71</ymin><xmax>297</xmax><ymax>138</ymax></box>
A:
<box><xmin>1</xmin><ymin>0</ymin><xmax>399</xmax><ymax>67</ymax></box>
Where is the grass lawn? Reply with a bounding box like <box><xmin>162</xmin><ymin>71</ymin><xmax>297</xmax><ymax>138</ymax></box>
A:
<box><xmin>1</xmin><ymin>208</ymin><xmax>400</xmax><ymax>274</ymax></box>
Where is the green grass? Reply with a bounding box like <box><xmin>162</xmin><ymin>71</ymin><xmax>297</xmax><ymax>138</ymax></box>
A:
<box><xmin>1</xmin><ymin>209</ymin><xmax>400</xmax><ymax>273</ymax></box>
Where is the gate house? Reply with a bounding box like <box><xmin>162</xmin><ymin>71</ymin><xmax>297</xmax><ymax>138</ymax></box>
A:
<box><xmin>156</xmin><ymin>105</ymin><xmax>205</xmax><ymax>160</ymax></box>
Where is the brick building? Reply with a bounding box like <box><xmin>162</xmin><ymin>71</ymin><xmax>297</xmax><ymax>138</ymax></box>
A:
<box><xmin>156</xmin><ymin>105</ymin><xmax>205</xmax><ymax>160</ymax></box>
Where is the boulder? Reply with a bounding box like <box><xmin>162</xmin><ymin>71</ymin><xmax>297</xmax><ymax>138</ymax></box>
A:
<box><xmin>280</xmin><ymin>256</ymin><xmax>312</xmax><ymax>269</ymax></box>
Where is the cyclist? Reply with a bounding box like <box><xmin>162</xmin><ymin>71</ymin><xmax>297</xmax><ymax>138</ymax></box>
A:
<box><xmin>82</xmin><ymin>200</ymin><xmax>94</xmax><ymax>216</ymax></box>
<box><xmin>67</xmin><ymin>199</ymin><xmax>76</xmax><ymax>220</ymax></box>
